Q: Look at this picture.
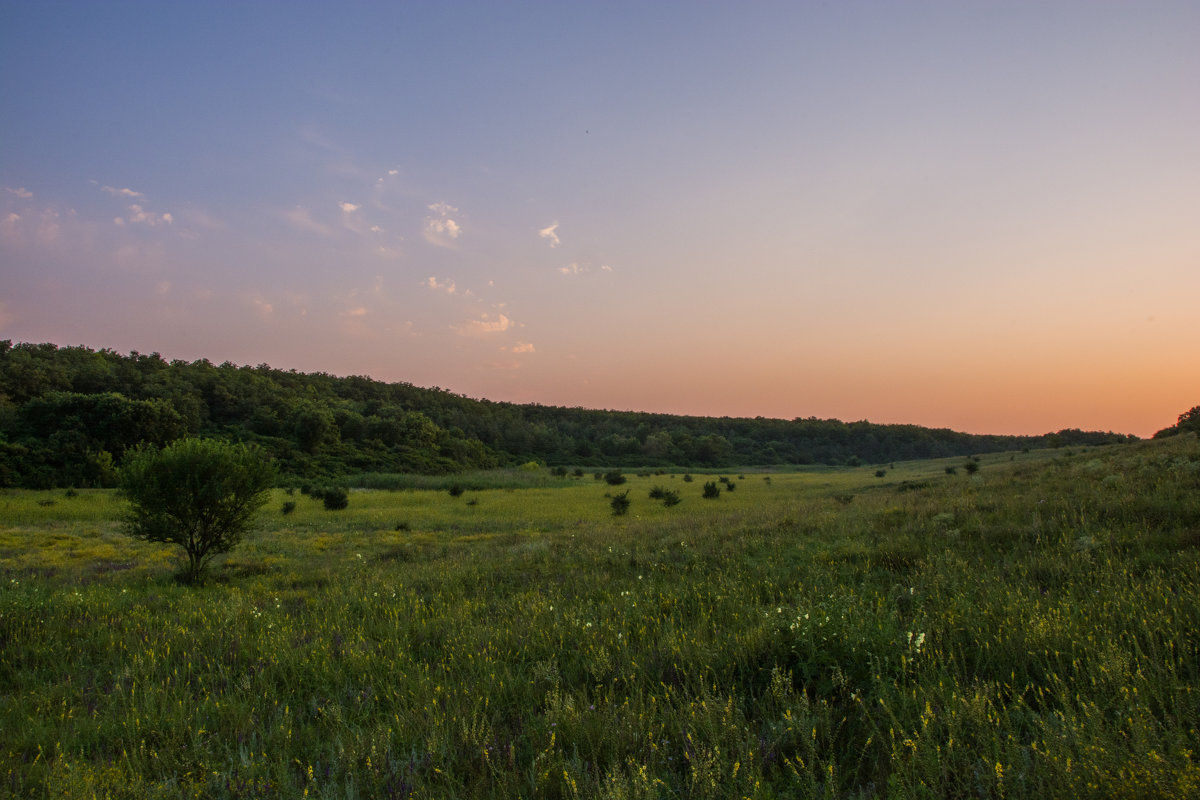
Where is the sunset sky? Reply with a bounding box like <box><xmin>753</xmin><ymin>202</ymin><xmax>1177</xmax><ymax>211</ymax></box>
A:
<box><xmin>2</xmin><ymin>2</ymin><xmax>1197</xmax><ymax>437</ymax></box>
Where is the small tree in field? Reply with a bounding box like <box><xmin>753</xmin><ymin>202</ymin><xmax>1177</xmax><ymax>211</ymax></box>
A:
<box><xmin>119</xmin><ymin>438</ymin><xmax>275</xmax><ymax>583</ymax></box>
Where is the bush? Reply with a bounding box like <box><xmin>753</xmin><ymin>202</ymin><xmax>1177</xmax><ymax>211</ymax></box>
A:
<box><xmin>945</xmin><ymin>466</ymin><xmax>958</xmax><ymax>475</ymax></box>
<box><xmin>320</xmin><ymin>487</ymin><xmax>350</xmax><ymax>510</ymax></box>
<box><xmin>702</xmin><ymin>481</ymin><xmax>721</xmax><ymax>499</ymax></box>
<box><xmin>281</xmin><ymin>501</ymin><xmax>296</xmax><ymax>515</ymax></box>
<box><xmin>119</xmin><ymin>438</ymin><xmax>275</xmax><ymax>583</ymax></box>
<box><xmin>610</xmin><ymin>491</ymin><xmax>630</xmax><ymax>516</ymax></box>
<box><xmin>648</xmin><ymin>486</ymin><xmax>667</xmax><ymax>500</ymax></box>
<box><xmin>604</xmin><ymin>470</ymin><xmax>627</xmax><ymax>486</ymax></box>
<box><xmin>964</xmin><ymin>461</ymin><xmax>980</xmax><ymax>475</ymax></box>
<box><xmin>448</xmin><ymin>484</ymin><xmax>465</xmax><ymax>497</ymax></box>
<box><xmin>683</xmin><ymin>474</ymin><xmax>694</xmax><ymax>483</ymax></box>
<box><xmin>661</xmin><ymin>490</ymin><xmax>682</xmax><ymax>507</ymax></box>
<box><xmin>875</xmin><ymin>469</ymin><xmax>886</xmax><ymax>478</ymax></box>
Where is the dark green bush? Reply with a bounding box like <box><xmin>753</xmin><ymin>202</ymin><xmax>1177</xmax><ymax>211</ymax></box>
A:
<box><xmin>702</xmin><ymin>481</ymin><xmax>721</xmax><ymax>499</ymax></box>
<box><xmin>604</xmin><ymin>470</ymin><xmax>627</xmax><ymax>486</ymax></box>
<box><xmin>610</xmin><ymin>491</ymin><xmax>630</xmax><ymax>515</ymax></box>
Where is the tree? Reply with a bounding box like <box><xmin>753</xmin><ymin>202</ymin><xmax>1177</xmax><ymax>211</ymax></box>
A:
<box><xmin>119</xmin><ymin>438</ymin><xmax>275</xmax><ymax>582</ymax></box>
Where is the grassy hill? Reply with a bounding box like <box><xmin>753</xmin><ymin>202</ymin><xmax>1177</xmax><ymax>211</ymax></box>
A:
<box><xmin>2</xmin><ymin>434</ymin><xmax>1197</xmax><ymax>797</ymax></box>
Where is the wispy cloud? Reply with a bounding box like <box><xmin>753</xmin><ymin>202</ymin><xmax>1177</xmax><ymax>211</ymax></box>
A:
<box><xmin>281</xmin><ymin>206</ymin><xmax>336</xmax><ymax>237</ymax></box>
<box><xmin>425</xmin><ymin>276</ymin><xmax>457</xmax><ymax>294</ymax></box>
<box><xmin>506</xmin><ymin>341</ymin><xmax>536</xmax><ymax>353</ymax></box>
<box><xmin>538</xmin><ymin>221</ymin><xmax>561</xmax><ymax>247</ymax></box>
<box><xmin>339</xmin><ymin>202</ymin><xmax>360</xmax><ymax>213</ymax></box>
<box><xmin>423</xmin><ymin>202</ymin><xmax>462</xmax><ymax>247</ymax></box>
<box><xmin>456</xmin><ymin>313</ymin><xmax>512</xmax><ymax>336</ymax></box>
<box><xmin>5</xmin><ymin>187</ymin><xmax>33</xmax><ymax>199</ymax></box>
<box><xmin>101</xmin><ymin>185</ymin><xmax>144</xmax><ymax>199</ymax></box>
<box><xmin>558</xmin><ymin>262</ymin><xmax>585</xmax><ymax>276</ymax></box>
<box><xmin>116</xmin><ymin>204</ymin><xmax>173</xmax><ymax>227</ymax></box>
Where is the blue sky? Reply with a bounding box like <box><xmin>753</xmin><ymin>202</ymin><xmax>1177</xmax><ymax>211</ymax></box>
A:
<box><xmin>3</xmin><ymin>2</ymin><xmax>1198</xmax><ymax>436</ymax></box>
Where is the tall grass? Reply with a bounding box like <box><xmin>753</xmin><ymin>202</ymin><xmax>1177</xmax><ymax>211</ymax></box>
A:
<box><xmin>2</xmin><ymin>437</ymin><xmax>1198</xmax><ymax>797</ymax></box>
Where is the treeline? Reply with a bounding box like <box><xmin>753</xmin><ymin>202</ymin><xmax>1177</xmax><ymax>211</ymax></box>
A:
<box><xmin>0</xmin><ymin>341</ymin><xmax>1134</xmax><ymax>487</ymax></box>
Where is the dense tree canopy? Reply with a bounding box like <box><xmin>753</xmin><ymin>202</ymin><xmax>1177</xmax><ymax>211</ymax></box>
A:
<box><xmin>0</xmin><ymin>341</ymin><xmax>1137</xmax><ymax>488</ymax></box>
<box><xmin>120</xmin><ymin>437</ymin><xmax>275</xmax><ymax>582</ymax></box>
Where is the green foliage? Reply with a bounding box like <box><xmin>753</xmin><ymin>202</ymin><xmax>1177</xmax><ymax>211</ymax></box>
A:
<box><xmin>118</xmin><ymin>438</ymin><xmax>275</xmax><ymax>582</ymax></box>
<box><xmin>702</xmin><ymin>480</ymin><xmax>721</xmax><ymax>498</ymax></box>
<box><xmin>603</xmin><ymin>470</ymin><xmax>627</xmax><ymax>486</ymax></box>
<box><xmin>280</xmin><ymin>501</ymin><xmax>296</xmax><ymax>515</ymax></box>
<box><xmin>610</xmin><ymin>490</ymin><xmax>630</xmax><ymax>516</ymax></box>
<box><xmin>964</xmin><ymin>460</ymin><xmax>980</xmax><ymax>474</ymax></box>
<box><xmin>313</xmin><ymin>486</ymin><xmax>349</xmax><ymax>510</ymax></box>
<box><xmin>0</xmin><ymin>341</ymin><xmax>1140</xmax><ymax>489</ymax></box>
<box><xmin>3</xmin><ymin>437</ymin><xmax>1200</xmax><ymax>796</ymax></box>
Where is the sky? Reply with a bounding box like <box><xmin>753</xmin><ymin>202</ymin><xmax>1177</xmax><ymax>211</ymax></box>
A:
<box><xmin>2</xmin><ymin>2</ymin><xmax>1198</xmax><ymax>438</ymax></box>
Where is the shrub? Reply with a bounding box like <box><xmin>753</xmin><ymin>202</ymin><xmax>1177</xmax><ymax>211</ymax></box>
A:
<box><xmin>610</xmin><ymin>491</ymin><xmax>630</xmax><ymax>516</ymax></box>
<box><xmin>448</xmin><ymin>484</ymin><xmax>465</xmax><ymax>497</ymax></box>
<box><xmin>573</xmin><ymin>468</ymin><xmax>585</xmax><ymax>478</ymax></box>
<box><xmin>875</xmin><ymin>469</ymin><xmax>887</xmax><ymax>478</ymax></box>
<box><xmin>945</xmin><ymin>466</ymin><xmax>958</xmax><ymax>475</ymax></box>
<box><xmin>648</xmin><ymin>486</ymin><xmax>667</xmax><ymax>500</ymax></box>
<box><xmin>604</xmin><ymin>470</ymin><xmax>627</xmax><ymax>486</ymax></box>
<box><xmin>661</xmin><ymin>490</ymin><xmax>682</xmax><ymax>507</ymax></box>
<box><xmin>964</xmin><ymin>461</ymin><xmax>980</xmax><ymax>475</ymax></box>
<box><xmin>119</xmin><ymin>438</ymin><xmax>275</xmax><ymax>583</ymax></box>
<box><xmin>683</xmin><ymin>474</ymin><xmax>694</xmax><ymax>483</ymax></box>
<box><xmin>281</xmin><ymin>501</ymin><xmax>296</xmax><ymax>515</ymax></box>
<box><xmin>316</xmin><ymin>486</ymin><xmax>349</xmax><ymax>510</ymax></box>
<box><xmin>324</xmin><ymin>488</ymin><xmax>349</xmax><ymax>510</ymax></box>
<box><xmin>551</xmin><ymin>466</ymin><xmax>568</xmax><ymax>477</ymax></box>
<box><xmin>702</xmin><ymin>481</ymin><xmax>721</xmax><ymax>499</ymax></box>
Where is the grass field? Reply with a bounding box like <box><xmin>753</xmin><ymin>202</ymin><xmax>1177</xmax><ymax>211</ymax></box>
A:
<box><xmin>2</xmin><ymin>436</ymin><xmax>1198</xmax><ymax>798</ymax></box>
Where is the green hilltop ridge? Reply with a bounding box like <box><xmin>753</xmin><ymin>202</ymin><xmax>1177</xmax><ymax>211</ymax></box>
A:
<box><xmin>0</xmin><ymin>340</ymin><xmax>1136</xmax><ymax>488</ymax></box>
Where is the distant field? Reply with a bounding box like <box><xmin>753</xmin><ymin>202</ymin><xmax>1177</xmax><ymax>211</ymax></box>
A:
<box><xmin>2</xmin><ymin>439</ymin><xmax>1198</xmax><ymax>798</ymax></box>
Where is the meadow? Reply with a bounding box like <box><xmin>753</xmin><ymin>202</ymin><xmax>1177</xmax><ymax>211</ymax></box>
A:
<box><xmin>2</xmin><ymin>436</ymin><xmax>1198</xmax><ymax>798</ymax></box>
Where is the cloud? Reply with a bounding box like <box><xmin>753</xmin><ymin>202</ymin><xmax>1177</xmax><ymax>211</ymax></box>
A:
<box><xmin>370</xmin><ymin>225</ymin><xmax>383</xmax><ymax>233</ymax></box>
<box><xmin>339</xmin><ymin>202</ymin><xmax>360</xmax><ymax>213</ymax></box>
<box><xmin>101</xmin><ymin>185</ymin><xmax>144</xmax><ymax>199</ymax></box>
<box><xmin>252</xmin><ymin>298</ymin><xmax>274</xmax><ymax>318</ymax></box>
<box><xmin>343</xmin><ymin>306</ymin><xmax>368</xmax><ymax>317</ymax></box>
<box><xmin>423</xmin><ymin>201</ymin><xmax>462</xmax><ymax>247</ymax></box>
<box><xmin>425</xmin><ymin>276</ymin><xmax>456</xmax><ymax>294</ymax></box>
<box><xmin>538</xmin><ymin>222</ymin><xmax>561</xmax><ymax>247</ymax></box>
<box><xmin>424</xmin><ymin>217</ymin><xmax>461</xmax><ymax>241</ymax></box>
<box><xmin>5</xmin><ymin>187</ymin><xmax>32</xmax><ymax>199</ymax></box>
<box><xmin>281</xmin><ymin>206</ymin><xmax>336</xmax><ymax>237</ymax></box>
<box><xmin>558</xmin><ymin>262</ymin><xmax>613</xmax><ymax>276</ymax></box>
<box><xmin>507</xmin><ymin>341</ymin><xmax>536</xmax><ymax>353</ymax></box>
<box><xmin>456</xmin><ymin>313</ymin><xmax>512</xmax><ymax>336</ymax></box>
<box><xmin>155</xmin><ymin>281</ymin><xmax>170</xmax><ymax>296</ymax></box>
<box><xmin>119</xmin><ymin>204</ymin><xmax>173</xmax><ymax>226</ymax></box>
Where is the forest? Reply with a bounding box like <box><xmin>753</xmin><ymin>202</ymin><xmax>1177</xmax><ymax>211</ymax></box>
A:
<box><xmin>0</xmin><ymin>340</ymin><xmax>1135</xmax><ymax>487</ymax></box>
